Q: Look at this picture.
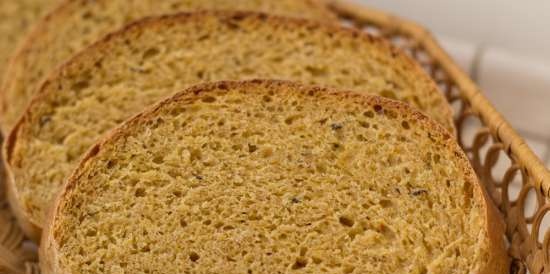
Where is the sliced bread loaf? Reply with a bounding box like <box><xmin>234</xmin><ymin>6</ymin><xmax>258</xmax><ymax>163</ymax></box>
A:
<box><xmin>0</xmin><ymin>0</ymin><xmax>59</xmax><ymax>82</ymax></box>
<box><xmin>0</xmin><ymin>0</ymin><xmax>336</xmax><ymax>132</ymax></box>
<box><xmin>4</xmin><ymin>11</ymin><xmax>453</xmax><ymax>240</ymax></box>
<box><xmin>40</xmin><ymin>80</ymin><xmax>507</xmax><ymax>274</ymax></box>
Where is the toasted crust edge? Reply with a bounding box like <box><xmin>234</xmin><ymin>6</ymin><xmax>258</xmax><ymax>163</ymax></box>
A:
<box><xmin>40</xmin><ymin>79</ymin><xmax>506</xmax><ymax>274</ymax></box>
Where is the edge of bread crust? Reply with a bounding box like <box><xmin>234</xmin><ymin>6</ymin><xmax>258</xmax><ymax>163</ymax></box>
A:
<box><xmin>2</xmin><ymin>130</ymin><xmax>42</xmax><ymax>242</ymax></box>
<box><xmin>0</xmin><ymin>0</ymin><xmax>337</xmax><ymax>134</ymax></box>
<box><xmin>40</xmin><ymin>80</ymin><xmax>506</xmax><ymax>274</ymax></box>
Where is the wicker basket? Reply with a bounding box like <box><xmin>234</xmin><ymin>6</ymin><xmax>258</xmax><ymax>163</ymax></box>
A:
<box><xmin>1</xmin><ymin>1</ymin><xmax>550</xmax><ymax>274</ymax></box>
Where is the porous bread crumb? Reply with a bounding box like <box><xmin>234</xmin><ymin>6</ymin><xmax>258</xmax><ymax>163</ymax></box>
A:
<box><xmin>42</xmin><ymin>80</ymin><xmax>497</xmax><ymax>274</ymax></box>
<box><xmin>7</xmin><ymin>12</ymin><xmax>454</xmax><ymax>233</ymax></box>
<box><xmin>0</xmin><ymin>0</ymin><xmax>335</xmax><ymax>131</ymax></box>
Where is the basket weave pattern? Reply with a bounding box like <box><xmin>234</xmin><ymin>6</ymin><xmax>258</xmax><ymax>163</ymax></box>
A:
<box><xmin>1</xmin><ymin>1</ymin><xmax>550</xmax><ymax>273</ymax></box>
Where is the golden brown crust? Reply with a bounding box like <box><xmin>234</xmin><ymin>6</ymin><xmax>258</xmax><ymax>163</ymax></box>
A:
<box><xmin>41</xmin><ymin>79</ymin><xmax>504</xmax><ymax>274</ymax></box>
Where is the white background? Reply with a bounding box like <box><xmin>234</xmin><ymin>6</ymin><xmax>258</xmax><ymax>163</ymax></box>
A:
<box><xmin>357</xmin><ymin>0</ymin><xmax>550</xmax><ymax>60</ymax></box>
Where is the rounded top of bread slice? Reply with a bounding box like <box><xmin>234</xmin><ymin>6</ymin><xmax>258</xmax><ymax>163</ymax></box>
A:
<box><xmin>4</xmin><ymin>11</ymin><xmax>453</xmax><ymax>240</ymax></box>
<box><xmin>41</xmin><ymin>80</ymin><xmax>506</xmax><ymax>274</ymax></box>
<box><xmin>0</xmin><ymin>0</ymin><xmax>336</xmax><ymax>132</ymax></box>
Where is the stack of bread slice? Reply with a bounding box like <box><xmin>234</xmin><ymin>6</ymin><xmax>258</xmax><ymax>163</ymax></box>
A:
<box><xmin>0</xmin><ymin>1</ymin><xmax>508</xmax><ymax>274</ymax></box>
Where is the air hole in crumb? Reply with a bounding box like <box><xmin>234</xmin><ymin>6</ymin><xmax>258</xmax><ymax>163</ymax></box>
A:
<box><xmin>332</xmin><ymin>143</ymin><xmax>343</xmax><ymax>150</ymax></box>
<box><xmin>190</xmin><ymin>149</ymin><xmax>202</xmax><ymax>162</ymax></box>
<box><xmin>385</xmin><ymin>110</ymin><xmax>397</xmax><ymax>119</ymax></box>
<box><xmin>202</xmin><ymin>96</ymin><xmax>216</xmax><ymax>103</ymax></box>
<box><xmin>433</xmin><ymin>154</ymin><xmax>441</xmax><ymax>164</ymax></box>
<box><xmin>85</xmin><ymin>230</ymin><xmax>97</xmax><ymax>237</ymax></box>
<box><xmin>401</xmin><ymin>121</ymin><xmax>410</xmax><ymax>129</ymax></box>
<box><xmin>343</xmin><ymin>265</ymin><xmax>356</xmax><ymax>273</ymax></box>
<box><xmin>170</xmin><ymin>107</ymin><xmax>186</xmax><ymax>116</ymax></box>
<box><xmin>305</xmin><ymin>65</ymin><xmax>328</xmax><ymax>77</ymax></box>
<box><xmin>263</xmin><ymin>95</ymin><xmax>272</xmax><ymax>102</ymax></box>
<box><xmin>292</xmin><ymin>257</ymin><xmax>308</xmax><ymax>270</ymax></box>
<box><xmin>419</xmin><ymin>266</ymin><xmax>427</xmax><ymax>274</ymax></box>
<box><xmin>142</xmin><ymin>48</ymin><xmax>160</xmax><ymax>60</ymax></box>
<box><xmin>106</xmin><ymin>160</ymin><xmax>116</xmax><ymax>169</ymax></box>
<box><xmin>363</xmin><ymin>111</ymin><xmax>374</xmax><ymax>118</ymax></box>
<box><xmin>339</xmin><ymin>216</ymin><xmax>354</xmax><ymax>227</ymax></box>
<box><xmin>358</xmin><ymin>121</ymin><xmax>370</xmax><ymax>128</ymax></box>
<box><xmin>248</xmin><ymin>144</ymin><xmax>258</xmax><ymax>153</ymax></box>
<box><xmin>374</xmin><ymin>105</ymin><xmax>383</xmax><ymax>114</ymax></box>
<box><xmin>135</xmin><ymin>188</ymin><xmax>146</xmax><ymax>197</ymax></box>
<box><xmin>379</xmin><ymin>199</ymin><xmax>393</xmax><ymax>208</ymax></box>
<box><xmin>285</xmin><ymin>116</ymin><xmax>297</xmax><ymax>125</ymax></box>
<box><xmin>72</xmin><ymin>80</ymin><xmax>90</xmax><ymax>92</ymax></box>
<box><xmin>232</xmin><ymin>144</ymin><xmax>243</xmax><ymax>151</ymax></box>
<box><xmin>152</xmin><ymin>155</ymin><xmax>163</xmax><ymax>164</ymax></box>
<box><xmin>312</xmin><ymin>257</ymin><xmax>323</xmax><ymax>264</ymax></box>
<box><xmin>180</xmin><ymin>219</ymin><xmax>187</xmax><ymax>228</ymax></box>
<box><xmin>203</xmin><ymin>220</ymin><xmax>212</xmax><ymax>225</ymax></box>
<box><xmin>189</xmin><ymin>252</ymin><xmax>200</xmax><ymax>262</ymax></box>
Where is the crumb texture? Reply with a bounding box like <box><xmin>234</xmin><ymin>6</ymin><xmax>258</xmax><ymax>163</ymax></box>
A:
<box><xmin>9</xmin><ymin>13</ymin><xmax>452</xmax><ymax>228</ymax></box>
<box><xmin>48</xmin><ymin>81</ymin><xmax>488</xmax><ymax>274</ymax></box>
<box><xmin>0</xmin><ymin>0</ymin><xmax>334</xmax><ymax>130</ymax></box>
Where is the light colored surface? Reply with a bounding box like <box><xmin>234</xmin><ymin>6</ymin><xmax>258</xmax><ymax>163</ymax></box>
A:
<box><xmin>442</xmin><ymin>43</ymin><xmax>550</xmax><ymax>168</ymax></box>
<box><xmin>358</xmin><ymin>0</ymin><xmax>550</xmax><ymax>60</ymax></box>
<box><xmin>436</xmin><ymin>35</ymin><xmax>477</xmax><ymax>76</ymax></box>
<box><xmin>478</xmin><ymin>48</ymin><xmax>550</xmax><ymax>139</ymax></box>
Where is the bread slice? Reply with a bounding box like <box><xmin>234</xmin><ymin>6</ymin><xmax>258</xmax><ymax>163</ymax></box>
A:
<box><xmin>4</xmin><ymin>11</ymin><xmax>454</xmax><ymax>241</ymax></box>
<box><xmin>40</xmin><ymin>80</ymin><xmax>507</xmax><ymax>274</ymax></box>
<box><xmin>0</xmin><ymin>0</ymin><xmax>336</xmax><ymax>132</ymax></box>
<box><xmin>0</xmin><ymin>0</ymin><xmax>59</xmax><ymax>90</ymax></box>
